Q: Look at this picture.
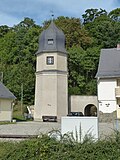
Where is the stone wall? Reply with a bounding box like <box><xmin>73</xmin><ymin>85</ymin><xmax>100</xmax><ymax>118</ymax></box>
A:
<box><xmin>69</xmin><ymin>95</ymin><xmax>98</xmax><ymax>115</ymax></box>
<box><xmin>99</xmin><ymin>111</ymin><xmax>117</xmax><ymax>122</ymax></box>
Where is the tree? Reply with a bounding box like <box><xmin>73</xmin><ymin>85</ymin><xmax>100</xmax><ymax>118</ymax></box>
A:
<box><xmin>0</xmin><ymin>25</ymin><xmax>10</xmax><ymax>38</ymax></box>
<box><xmin>0</xmin><ymin>18</ymin><xmax>42</xmax><ymax>104</ymax></box>
<box><xmin>0</xmin><ymin>9</ymin><xmax>119</xmax><ymax>101</ymax></box>
<box><xmin>108</xmin><ymin>8</ymin><xmax>120</xmax><ymax>22</ymax></box>
<box><xmin>83</xmin><ymin>47</ymin><xmax>100</xmax><ymax>95</ymax></box>
<box><xmin>83</xmin><ymin>8</ymin><xmax>120</xmax><ymax>48</ymax></box>
<box><xmin>68</xmin><ymin>46</ymin><xmax>100</xmax><ymax>95</ymax></box>
<box><xmin>82</xmin><ymin>8</ymin><xmax>107</xmax><ymax>24</ymax></box>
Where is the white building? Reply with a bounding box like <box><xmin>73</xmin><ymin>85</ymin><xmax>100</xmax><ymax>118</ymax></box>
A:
<box><xmin>96</xmin><ymin>44</ymin><xmax>120</xmax><ymax>120</ymax></box>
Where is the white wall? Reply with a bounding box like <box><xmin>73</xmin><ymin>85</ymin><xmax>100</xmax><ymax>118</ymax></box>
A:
<box><xmin>98</xmin><ymin>79</ymin><xmax>116</xmax><ymax>100</ymax></box>
<box><xmin>98</xmin><ymin>100</ymin><xmax>116</xmax><ymax>113</ymax></box>
<box><xmin>61</xmin><ymin>117</ymin><xmax>98</xmax><ymax>141</ymax></box>
<box><xmin>98</xmin><ymin>78</ymin><xmax>117</xmax><ymax>113</ymax></box>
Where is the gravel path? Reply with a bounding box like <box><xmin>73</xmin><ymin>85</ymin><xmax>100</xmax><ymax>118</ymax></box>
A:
<box><xmin>0</xmin><ymin>121</ymin><xmax>60</xmax><ymax>136</ymax></box>
<box><xmin>0</xmin><ymin>121</ymin><xmax>118</xmax><ymax>140</ymax></box>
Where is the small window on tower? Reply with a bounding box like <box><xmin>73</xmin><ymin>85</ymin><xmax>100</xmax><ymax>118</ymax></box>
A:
<box><xmin>46</xmin><ymin>56</ymin><xmax>54</xmax><ymax>65</ymax></box>
<box><xmin>48</xmin><ymin>39</ymin><xmax>54</xmax><ymax>45</ymax></box>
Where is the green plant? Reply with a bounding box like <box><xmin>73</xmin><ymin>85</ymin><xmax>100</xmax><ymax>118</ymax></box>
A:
<box><xmin>1</xmin><ymin>130</ymin><xmax>120</xmax><ymax>159</ymax></box>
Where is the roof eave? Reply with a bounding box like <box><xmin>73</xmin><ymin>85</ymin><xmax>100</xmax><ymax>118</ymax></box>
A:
<box><xmin>96</xmin><ymin>75</ymin><xmax>120</xmax><ymax>79</ymax></box>
<box><xmin>0</xmin><ymin>96</ymin><xmax>16</xmax><ymax>100</ymax></box>
<box><xmin>35</xmin><ymin>50</ymin><xmax>68</xmax><ymax>55</ymax></box>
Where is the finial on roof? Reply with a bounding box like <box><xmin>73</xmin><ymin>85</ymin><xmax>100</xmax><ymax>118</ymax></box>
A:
<box><xmin>50</xmin><ymin>10</ymin><xmax>54</xmax><ymax>21</ymax></box>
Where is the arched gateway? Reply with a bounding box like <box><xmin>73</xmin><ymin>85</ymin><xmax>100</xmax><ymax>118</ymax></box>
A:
<box><xmin>84</xmin><ymin>104</ymin><xmax>97</xmax><ymax>116</ymax></box>
<box><xmin>69</xmin><ymin>95</ymin><xmax>98</xmax><ymax>116</ymax></box>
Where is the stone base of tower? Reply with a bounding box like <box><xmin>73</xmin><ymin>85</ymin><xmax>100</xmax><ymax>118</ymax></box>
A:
<box><xmin>34</xmin><ymin>118</ymin><xmax>43</xmax><ymax>122</ymax></box>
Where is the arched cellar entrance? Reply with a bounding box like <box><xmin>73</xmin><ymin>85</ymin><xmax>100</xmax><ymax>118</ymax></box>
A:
<box><xmin>84</xmin><ymin>104</ymin><xmax>97</xmax><ymax>116</ymax></box>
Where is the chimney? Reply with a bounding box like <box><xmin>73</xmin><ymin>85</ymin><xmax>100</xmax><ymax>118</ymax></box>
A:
<box><xmin>117</xmin><ymin>43</ymin><xmax>120</xmax><ymax>50</ymax></box>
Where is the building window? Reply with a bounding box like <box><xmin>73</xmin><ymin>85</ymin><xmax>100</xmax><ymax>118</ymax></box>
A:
<box><xmin>46</xmin><ymin>56</ymin><xmax>54</xmax><ymax>65</ymax></box>
<box><xmin>48</xmin><ymin>39</ymin><xmax>54</xmax><ymax>45</ymax></box>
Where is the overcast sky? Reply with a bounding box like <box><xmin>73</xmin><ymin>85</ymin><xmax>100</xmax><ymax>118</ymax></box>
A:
<box><xmin>0</xmin><ymin>0</ymin><xmax>120</xmax><ymax>27</ymax></box>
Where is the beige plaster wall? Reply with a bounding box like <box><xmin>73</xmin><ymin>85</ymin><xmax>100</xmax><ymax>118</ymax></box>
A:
<box><xmin>34</xmin><ymin>74</ymin><xmax>57</xmax><ymax>120</ymax></box>
<box><xmin>34</xmin><ymin>52</ymin><xmax>68</xmax><ymax>121</ymax></box>
<box><xmin>70</xmin><ymin>96</ymin><xmax>98</xmax><ymax>114</ymax></box>
<box><xmin>0</xmin><ymin>99</ymin><xmax>12</xmax><ymax>121</ymax></box>
<box><xmin>57</xmin><ymin>74</ymin><xmax>68</xmax><ymax>119</ymax></box>
<box><xmin>34</xmin><ymin>73</ymin><xmax>68</xmax><ymax>120</ymax></box>
<box><xmin>57</xmin><ymin>54</ymin><xmax>67</xmax><ymax>71</ymax></box>
<box><xmin>36</xmin><ymin>53</ymin><xmax>57</xmax><ymax>71</ymax></box>
<box><xmin>36</xmin><ymin>52</ymin><xmax>67</xmax><ymax>72</ymax></box>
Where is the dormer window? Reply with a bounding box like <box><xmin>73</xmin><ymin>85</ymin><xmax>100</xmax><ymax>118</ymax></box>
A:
<box><xmin>48</xmin><ymin>39</ymin><xmax>54</xmax><ymax>45</ymax></box>
<box><xmin>46</xmin><ymin>56</ymin><xmax>54</xmax><ymax>65</ymax></box>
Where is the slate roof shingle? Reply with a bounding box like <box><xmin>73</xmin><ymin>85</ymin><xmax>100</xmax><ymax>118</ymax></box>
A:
<box><xmin>0</xmin><ymin>82</ymin><xmax>16</xmax><ymax>99</ymax></box>
<box><xmin>36</xmin><ymin>21</ymin><xmax>67</xmax><ymax>54</ymax></box>
<box><xmin>96</xmin><ymin>48</ymin><xmax>120</xmax><ymax>78</ymax></box>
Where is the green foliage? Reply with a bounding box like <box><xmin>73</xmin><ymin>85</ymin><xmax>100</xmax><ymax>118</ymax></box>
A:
<box><xmin>0</xmin><ymin>121</ymin><xmax>16</xmax><ymax>125</ymax></box>
<box><xmin>13</xmin><ymin>103</ymin><xmax>28</xmax><ymax>121</ymax></box>
<box><xmin>82</xmin><ymin>8</ymin><xmax>107</xmax><ymax>24</ymax></box>
<box><xmin>68</xmin><ymin>46</ymin><xmax>100</xmax><ymax>95</ymax></box>
<box><xmin>1</xmin><ymin>131</ymin><xmax>120</xmax><ymax>159</ymax></box>
<box><xmin>108</xmin><ymin>8</ymin><xmax>120</xmax><ymax>22</ymax></box>
<box><xmin>0</xmin><ymin>17</ymin><xmax>42</xmax><ymax>104</ymax></box>
<box><xmin>0</xmin><ymin>8</ymin><xmax>119</xmax><ymax>103</ymax></box>
<box><xmin>83</xmin><ymin>9</ymin><xmax>120</xmax><ymax>48</ymax></box>
<box><xmin>0</xmin><ymin>25</ymin><xmax>10</xmax><ymax>38</ymax></box>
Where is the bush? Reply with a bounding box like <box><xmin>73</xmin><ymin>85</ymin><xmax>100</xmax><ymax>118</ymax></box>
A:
<box><xmin>1</xmin><ymin>131</ymin><xmax>120</xmax><ymax>159</ymax></box>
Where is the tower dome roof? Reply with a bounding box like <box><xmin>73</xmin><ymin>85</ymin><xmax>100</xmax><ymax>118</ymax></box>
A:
<box><xmin>36</xmin><ymin>21</ymin><xmax>67</xmax><ymax>54</ymax></box>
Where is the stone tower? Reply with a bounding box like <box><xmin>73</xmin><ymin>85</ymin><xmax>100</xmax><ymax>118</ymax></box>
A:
<box><xmin>34</xmin><ymin>21</ymin><xmax>68</xmax><ymax>121</ymax></box>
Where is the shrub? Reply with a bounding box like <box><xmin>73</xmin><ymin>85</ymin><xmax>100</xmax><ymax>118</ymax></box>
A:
<box><xmin>1</xmin><ymin>131</ymin><xmax>120</xmax><ymax>159</ymax></box>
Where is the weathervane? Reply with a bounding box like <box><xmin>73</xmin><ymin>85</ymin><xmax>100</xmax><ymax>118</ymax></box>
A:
<box><xmin>50</xmin><ymin>10</ymin><xmax>54</xmax><ymax>21</ymax></box>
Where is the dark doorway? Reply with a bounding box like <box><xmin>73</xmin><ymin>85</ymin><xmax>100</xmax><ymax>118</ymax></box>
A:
<box><xmin>84</xmin><ymin>104</ymin><xmax>97</xmax><ymax>116</ymax></box>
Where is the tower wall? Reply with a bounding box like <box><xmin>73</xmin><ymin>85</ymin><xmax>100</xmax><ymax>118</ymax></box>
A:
<box><xmin>57</xmin><ymin>74</ymin><xmax>68</xmax><ymax>119</ymax></box>
<box><xmin>36</xmin><ymin>52</ymin><xmax>67</xmax><ymax>72</ymax></box>
<box><xmin>34</xmin><ymin>21</ymin><xmax>68</xmax><ymax>121</ymax></box>
<box><xmin>34</xmin><ymin>73</ymin><xmax>58</xmax><ymax>120</ymax></box>
<box><xmin>34</xmin><ymin>52</ymin><xmax>68</xmax><ymax>121</ymax></box>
